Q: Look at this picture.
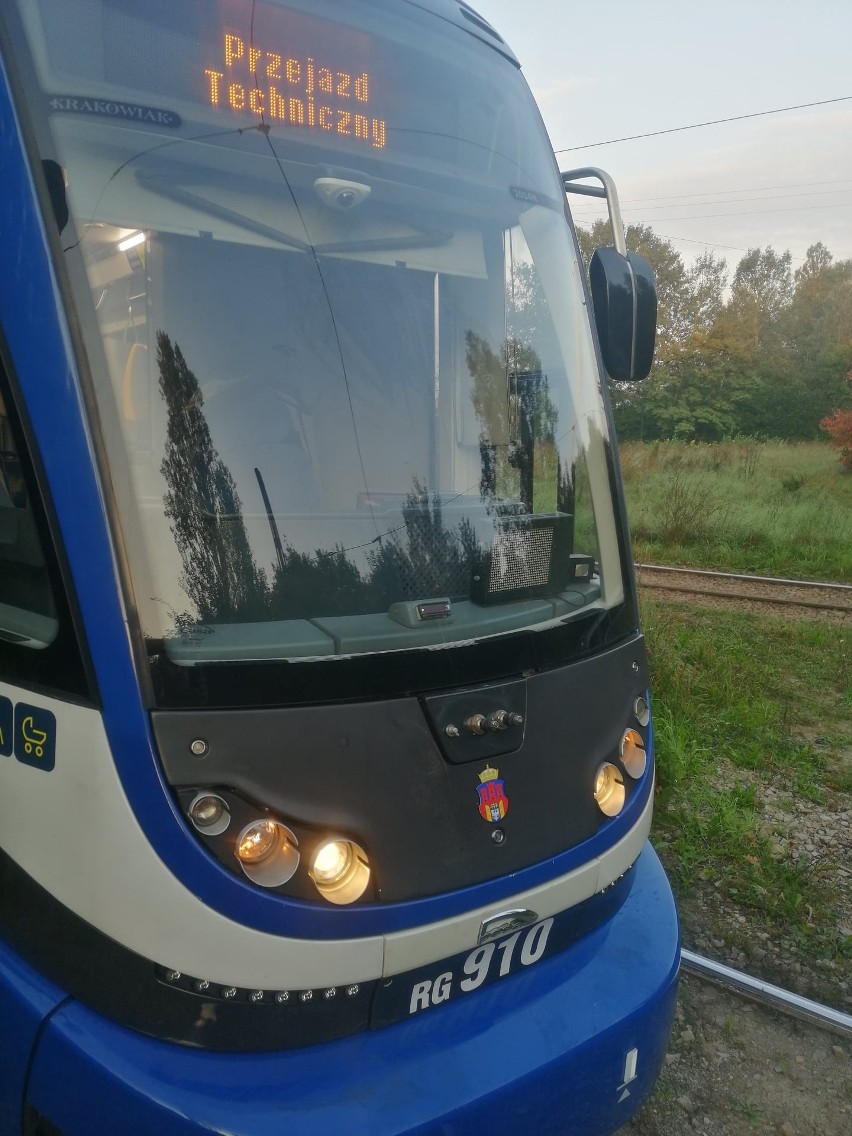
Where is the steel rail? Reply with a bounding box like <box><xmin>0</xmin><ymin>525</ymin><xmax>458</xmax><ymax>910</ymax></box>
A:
<box><xmin>680</xmin><ymin>949</ymin><xmax>852</xmax><ymax>1040</ymax></box>
<box><xmin>637</xmin><ymin>564</ymin><xmax>852</xmax><ymax>592</ymax></box>
<box><xmin>638</xmin><ymin>581</ymin><xmax>852</xmax><ymax>614</ymax></box>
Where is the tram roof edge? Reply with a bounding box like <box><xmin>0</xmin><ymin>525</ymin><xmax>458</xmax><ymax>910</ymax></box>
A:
<box><xmin>395</xmin><ymin>0</ymin><xmax>521</xmax><ymax>66</ymax></box>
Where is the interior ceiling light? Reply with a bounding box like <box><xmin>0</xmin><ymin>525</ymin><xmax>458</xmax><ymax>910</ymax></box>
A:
<box><xmin>117</xmin><ymin>230</ymin><xmax>145</xmax><ymax>251</ymax></box>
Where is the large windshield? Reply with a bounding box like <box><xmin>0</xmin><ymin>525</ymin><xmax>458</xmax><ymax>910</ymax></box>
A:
<box><xmin>9</xmin><ymin>0</ymin><xmax>630</xmax><ymax>693</ymax></box>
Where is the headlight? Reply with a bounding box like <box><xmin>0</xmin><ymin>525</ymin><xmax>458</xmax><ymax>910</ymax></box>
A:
<box><xmin>235</xmin><ymin>820</ymin><xmax>300</xmax><ymax>887</ymax></box>
<box><xmin>620</xmin><ymin>729</ymin><xmax>647</xmax><ymax>779</ymax></box>
<box><xmin>189</xmin><ymin>792</ymin><xmax>231</xmax><ymax>835</ymax></box>
<box><xmin>309</xmin><ymin>839</ymin><xmax>370</xmax><ymax>905</ymax></box>
<box><xmin>594</xmin><ymin>762</ymin><xmax>625</xmax><ymax>817</ymax></box>
<box><xmin>634</xmin><ymin>696</ymin><xmax>650</xmax><ymax>727</ymax></box>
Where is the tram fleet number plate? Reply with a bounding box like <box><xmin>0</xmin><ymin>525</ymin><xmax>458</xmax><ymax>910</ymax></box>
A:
<box><xmin>369</xmin><ymin>872</ymin><xmax>635</xmax><ymax>1028</ymax></box>
<box><xmin>369</xmin><ymin>875</ymin><xmax>633</xmax><ymax>1028</ymax></box>
<box><xmin>372</xmin><ymin>916</ymin><xmax>558</xmax><ymax>1027</ymax></box>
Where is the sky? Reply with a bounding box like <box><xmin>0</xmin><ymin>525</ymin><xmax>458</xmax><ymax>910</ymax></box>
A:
<box><xmin>474</xmin><ymin>0</ymin><xmax>852</xmax><ymax>271</ymax></box>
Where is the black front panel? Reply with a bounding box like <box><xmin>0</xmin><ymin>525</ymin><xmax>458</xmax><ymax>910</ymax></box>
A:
<box><xmin>154</xmin><ymin>637</ymin><xmax>650</xmax><ymax>902</ymax></box>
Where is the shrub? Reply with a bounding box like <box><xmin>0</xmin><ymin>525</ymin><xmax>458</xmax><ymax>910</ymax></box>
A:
<box><xmin>780</xmin><ymin>472</ymin><xmax>806</xmax><ymax>493</ymax></box>
<box><xmin>819</xmin><ymin>408</ymin><xmax>852</xmax><ymax>469</ymax></box>
<box><xmin>656</xmin><ymin>471</ymin><xmax>728</xmax><ymax>545</ymax></box>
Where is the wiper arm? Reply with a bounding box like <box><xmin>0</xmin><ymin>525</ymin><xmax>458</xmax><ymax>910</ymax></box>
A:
<box><xmin>135</xmin><ymin>168</ymin><xmax>310</xmax><ymax>251</ymax></box>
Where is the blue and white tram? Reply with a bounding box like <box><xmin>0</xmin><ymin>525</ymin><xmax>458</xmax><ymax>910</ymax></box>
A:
<box><xmin>0</xmin><ymin>2</ymin><xmax>679</xmax><ymax>1133</ymax></box>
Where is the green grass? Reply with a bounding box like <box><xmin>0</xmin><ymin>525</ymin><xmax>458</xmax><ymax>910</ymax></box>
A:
<box><xmin>644</xmin><ymin>599</ymin><xmax>851</xmax><ymax>962</ymax></box>
<box><xmin>733</xmin><ymin>1098</ymin><xmax>764</xmax><ymax>1128</ymax></box>
<box><xmin>620</xmin><ymin>440</ymin><xmax>852</xmax><ymax>581</ymax></box>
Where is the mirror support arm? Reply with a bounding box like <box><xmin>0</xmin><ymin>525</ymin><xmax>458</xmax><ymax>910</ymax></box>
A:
<box><xmin>561</xmin><ymin>167</ymin><xmax>627</xmax><ymax>256</ymax></box>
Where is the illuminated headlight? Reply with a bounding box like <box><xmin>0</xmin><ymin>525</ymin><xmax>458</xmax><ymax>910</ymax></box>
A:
<box><xmin>235</xmin><ymin>820</ymin><xmax>300</xmax><ymax>887</ymax></box>
<box><xmin>594</xmin><ymin>762</ymin><xmax>625</xmax><ymax>817</ymax></box>
<box><xmin>309</xmin><ymin>839</ymin><xmax>370</xmax><ymax>905</ymax></box>
<box><xmin>189</xmin><ymin>793</ymin><xmax>230</xmax><ymax>836</ymax></box>
<box><xmin>620</xmin><ymin>729</ymin><xmax>648</xmax><ymax>779</ymax></box>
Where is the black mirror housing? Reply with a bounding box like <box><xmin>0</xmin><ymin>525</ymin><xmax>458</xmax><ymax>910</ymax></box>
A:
<box><xmin>41</xmin><ymin>159</ymin><xmax>69</xmax><ymax>234</ymax></box>
<box><xmin>589</xmin><ymin>248</ymin><xmax>657</xmax><ymax>380</ymax></box>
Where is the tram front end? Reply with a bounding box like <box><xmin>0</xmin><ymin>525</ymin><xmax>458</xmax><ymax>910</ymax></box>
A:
<box><xmin>0</xmin><ymin>2</ymin><xmax>679</xmax><ymax>1133</ymax></box>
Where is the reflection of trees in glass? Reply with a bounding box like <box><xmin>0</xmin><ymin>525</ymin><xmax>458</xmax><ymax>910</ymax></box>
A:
<box><xmin>506</xmin><ymin>260</ymin><xmax>554</xmax><ymax>361</ymax></box>
<box><xmin>465</xmin><ymin>331</ymin><xmax>559</xmax><ymax>513</ymax></box>
<box><xmin>263</xmin><ymin>483</ymin><xmax>479</xmax><ymax>615</ymax></box>
<box><xmin>465</xmin><ymin>330</ymin><xmax>510</xmax><ymax>501</ymax></box>
<box><xmin>368</xmin><ymin>480</ymin><xmax>479</xmax><ymax>601</ymax></box>
<box><xmin>157</xmin><ymin>331</ymin><xmax>268</xmax><ymax>622</ymax></box>
<box><xmin>269</xmin><ymin>545</ymin><xmax>366</xmax><ymax>619</ymax></box>
<box><xmin>156</xmin><ymin>314</ymin><xmax>578</xmax><ymax>631</ymax></box>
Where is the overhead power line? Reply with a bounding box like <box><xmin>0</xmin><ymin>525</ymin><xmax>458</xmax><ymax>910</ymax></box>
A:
<box><xmin>574</xmin><ymin>200</ymin><xmax>852</xmax><ymax>224</ymax></box>
<box><xmin>554</xmin><ymin>95</ymin><xmax>852</xmax><ymax>153</ymax></box>
<box><xmin>571</xmin><ymin>185</ymin><xmax>852</xmax><ymax>215</ymax></box>
<box><xmin>607</xmin><ymin>177</ymin><xmax>852</xmax><ymax>205</ymax></box>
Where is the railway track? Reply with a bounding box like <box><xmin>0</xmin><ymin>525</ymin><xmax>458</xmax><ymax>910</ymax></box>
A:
<box><xmin>640</xmin><ymin>564</ymin><xmax>852</xmax><ymax>1031</ymax></box>
<box><xmin>627</xmin><ymin>953</ymin><xmax>852</xmax><ymax>1135</ymax></box>
<box><xmin>680</xmin><ymin>949</ymin><xmax>852</xmax><ymax>1040</ymax></box>
<box><xmin>636</xmin><ymin>564</ymin><xmax>852</xmax><ymax>619</ymax></box>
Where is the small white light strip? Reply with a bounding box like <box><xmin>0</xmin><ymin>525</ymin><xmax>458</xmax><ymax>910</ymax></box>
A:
<box><xmin>117</xmin><ymin>231</ymin><xmax>145</xmax><ymax>252</ymax></box>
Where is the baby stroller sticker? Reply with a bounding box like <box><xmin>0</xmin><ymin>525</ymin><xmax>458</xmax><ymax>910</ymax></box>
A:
<box><xmin>14</xmin><ymin>703</ymin><xmax>56</xmax><ymax>771</ymax></box>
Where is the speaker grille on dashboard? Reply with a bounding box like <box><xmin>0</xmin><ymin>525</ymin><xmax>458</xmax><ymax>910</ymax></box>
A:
<box><xmin>487</xmin><ymin>525</ymin><xmax>554</xmax><ymax>594</ymax></box>
<box><xmin>472</xmin><ymin>513</ymin><xmax>572</xmax><ymax>605</ymax></box>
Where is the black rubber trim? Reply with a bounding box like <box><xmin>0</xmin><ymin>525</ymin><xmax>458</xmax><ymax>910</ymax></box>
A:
<box><xmin>0</xmin><ymin>341</ymin><xmax>96</xmax><ymax>704</ymax></box>
<box><xmin>148</xmin><ymin>605</ymin><xmax>640</xmax><ymax>710</ymax></box>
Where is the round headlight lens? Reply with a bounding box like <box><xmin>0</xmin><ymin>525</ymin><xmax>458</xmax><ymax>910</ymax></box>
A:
<box><xmin>620</xmin><ymin>729</ymin><xmax>648</xmax><ymax>779</ymax></box>
<box><xmin>311</xmin><ymin>840</ymin><xmax>353</xmax><ymax>883</ymax></box>
<box><xmin>189</xmin><ymin>793</ymin><xmax>230</xmax><ymax>836</ymax></box>
<box><xmin>235</xmin><ymin>820</ymin><xmax>300</xmax><ymax>887</ymax></box>
<box><xmin>309</xmin><ymin>839</ymin><xmax>370</xmax><ymax>905</ymax></box>
<box><xmin>634</xmin><ymin>696</ymin><xmax>650</xmax><ymax>727</ymax></box>
<box><xmin>594</xmin><ymin>762</ymin><xmax>626</xmax><ymax>817</ymax></box>
<box><xmin>237</xmin><ymin>821</ymin><xmax>279</xmax><ymax>864</ymax></box>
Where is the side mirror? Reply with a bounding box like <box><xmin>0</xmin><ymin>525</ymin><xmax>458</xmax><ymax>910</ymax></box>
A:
<box><xmin>590</xmin><ymin>248</ymin><xmax>658</xmax><ymax>381</ymax></box>
<box><xmin>589</xmin><ymin>247</ymin><xmax>656</xmax><ymax>381</ymax></box>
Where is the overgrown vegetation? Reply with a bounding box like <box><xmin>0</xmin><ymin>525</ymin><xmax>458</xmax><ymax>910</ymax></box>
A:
<box><xmin>644</xmin><ymin>599</ymin><xmax>851</xmax><ymax>967</ymax></box>
<box><xmin>620</xmin><ymin>440</ymin><xmax>852</xmax><ymax>581</ymax></box>
<box><xmin>820</xmin><ymin>407</ymin><xmax>852</xmax><ymax>469</ymax></box>
<box><xmin>576</xmin><ymin>224</ymin><xmax>852</xmax><ymax>448</ymax></box>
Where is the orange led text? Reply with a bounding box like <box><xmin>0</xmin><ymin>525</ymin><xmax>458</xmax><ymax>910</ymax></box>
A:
<box><xmin>205</xmin><ymin>32</ymin><xmax>386</xmax><ymax>149</ymax></box>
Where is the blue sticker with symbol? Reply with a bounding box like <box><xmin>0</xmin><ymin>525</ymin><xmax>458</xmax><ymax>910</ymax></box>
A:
<box><xmin>14</xmin><ymin>703</ymin><xmax>56</xmax><ymax>771</ymax></box>
<box><xmin>0</xmin><ymin>696</ymin><xmax>12</xmax><ymax>756</ymax></box>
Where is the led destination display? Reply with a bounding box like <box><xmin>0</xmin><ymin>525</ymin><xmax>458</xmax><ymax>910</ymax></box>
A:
<box><xmin>30</xmin><ymin>1</ymin><xmax>389</xmax><ymax>150</ymax></box>
<box><xmin>205</xmin><ymin>30</ymin><xmax>387</xmax><ymax>148</ymax></box>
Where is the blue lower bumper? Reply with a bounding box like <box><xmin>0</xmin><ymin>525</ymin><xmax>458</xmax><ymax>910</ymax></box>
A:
<box><xmin>15</xmin><ymin>846</ymin><xmax>679</xmax><ymax>1136</ymax></box>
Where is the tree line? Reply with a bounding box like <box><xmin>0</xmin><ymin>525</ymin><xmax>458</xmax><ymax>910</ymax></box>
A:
<box><xmin>576</xmin><ymin>222</ymin><xmax>852</xmax><ymax>443</ymax></box>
